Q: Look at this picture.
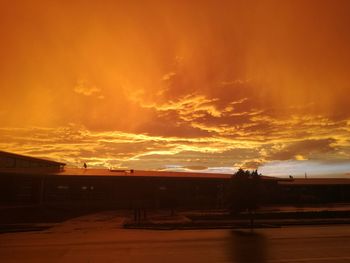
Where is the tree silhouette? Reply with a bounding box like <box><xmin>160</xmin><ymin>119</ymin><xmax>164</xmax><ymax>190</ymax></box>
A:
<box><xmin>229</xmin><ymin>169</ymin><xmax>262</xmax><ymax>227</ymax></box>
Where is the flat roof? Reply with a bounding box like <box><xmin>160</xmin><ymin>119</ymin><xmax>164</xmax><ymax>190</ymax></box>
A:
<box><xmin>0</xmin><ymin>150</ymin><xmax>65</xmax><ymax>166</ymax></box>
<box><xmin>0</xmin><ymin>167</ymin><xmax>231</xmax><ymax>179</ymax></box>
<box><xmin>279</xmin><ymin>178</ymin><xmax>350</xmax><ymax>185</ymax></box>
<box><xmin>0</xmin><ymin>167</ymin><xmax>279</xmax><ymax>180</ymax></box>
<box><xmin>63</xmin><ymin>168</ymin><xmax>234</xmax><ymax>179</ymax></box>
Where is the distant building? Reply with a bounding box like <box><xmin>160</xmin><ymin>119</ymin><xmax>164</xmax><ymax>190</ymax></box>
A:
<box><xmin>0</xmin><ymin>150</ymin><xmax>65</xmax><ymax>169</ymax></box>
<box><xmin>0</xmin><ymin>165</ymin><xmax>232</xmax><ymax>208</ymax></box>
<box><xmin>277</xmin><ymin>178</ymin><xmax>350</xmax><ymax>204</ymax></box>
<box><xmin>0</xmin><ymin>151</ymin><xmax>349</xmax><ymax>208</ymax></box>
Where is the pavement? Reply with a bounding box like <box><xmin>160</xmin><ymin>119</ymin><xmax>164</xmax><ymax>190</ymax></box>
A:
<box><xmin>259</xmin><ymin>203</ymin><xmax>350</xmax><ymax>212</ymax></box>
<box><xmin>1</xmin><ymin>211</ymin><xmax>350</xmax><ymax>262</ymax></box>
<box><xmin>124</xmin><ymin>207</ymin><xmax>350</xmax><ymax>229</ymax></box>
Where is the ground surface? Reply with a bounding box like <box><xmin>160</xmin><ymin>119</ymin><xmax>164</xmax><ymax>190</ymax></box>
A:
<box><xmin>0</xmin><ymin>211</ymin><xmax>350</xmax><ymax>263</ymax></box>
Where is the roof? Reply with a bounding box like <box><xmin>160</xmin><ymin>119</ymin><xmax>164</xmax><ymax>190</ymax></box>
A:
<box><xmin>0</xmin><ymin>167</ymin><xmax>231</xmax><ymax>179</ymax></box>
<box><xmin>0</xmin><ymin>150</ymin><xmax>66</xmax><ymax>166</ymax></box>
<box><xmin>1</xmin><ymin>167</ymin><xmax>348</xmax><ymax>184</ymax></box>
<box><xmin>278</xmin><ymin>178</ymin><xmax>350</xmax><ymax>185</ymax></box>
<box><xmin>63</xmin><ymin>168</ymin><xmax>234</xmax><ymax>179</ymax></box>
<box><xmin>0</xmin><ymin>167</ymin><xmax>280</xmax><ymax>180</ymax></box>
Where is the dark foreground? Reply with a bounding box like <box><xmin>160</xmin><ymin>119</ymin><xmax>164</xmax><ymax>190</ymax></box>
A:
<box><xmin>0</xmin><ymin>211</ymin><xmax>350</xmax><ymax>263</ymax></box>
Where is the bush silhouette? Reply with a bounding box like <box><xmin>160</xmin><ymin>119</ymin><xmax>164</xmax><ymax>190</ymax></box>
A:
<box><xmin>229</xmin><ymin>169</ymin><xmax>262</xmax><ymax>216</ymax></box>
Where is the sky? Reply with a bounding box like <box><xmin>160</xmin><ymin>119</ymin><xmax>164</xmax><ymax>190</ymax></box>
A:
<box><xmin>0</xmin><ymin>0</ymin><xmax>350</xmax><ymax>177</ymax></box>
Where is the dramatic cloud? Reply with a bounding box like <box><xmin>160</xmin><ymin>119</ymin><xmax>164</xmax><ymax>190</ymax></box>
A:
<box><xmin>74</xmin><ymin>79</ymin><xmax>104</xmax><ymax>99</ymax></box>
<box><xmin>0</xmin><ymin>0</ymin><xmax>350</xmax><ymax>176</ymax></box>
<box><xmin>268</xmin><ymin>138</ymin><xmax>337</xmax><ymax>161</ymax></box>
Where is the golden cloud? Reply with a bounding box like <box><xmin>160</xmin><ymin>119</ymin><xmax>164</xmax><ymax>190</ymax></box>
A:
<box><xmin>74</xmin><ymin>79</ymin><xmax>104</xmax><ymax>99</ymax></box>
<box><xmin>0</xmin><ymin>1</ymin><xmax>350</xmax><ymax>173</ymax></box>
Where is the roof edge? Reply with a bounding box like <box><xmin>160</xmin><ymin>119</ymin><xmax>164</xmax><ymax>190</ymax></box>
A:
<box><xmin>0</xmin><ymin>150</ymin><xmax>66</xmax><ymax>166</ymax></box>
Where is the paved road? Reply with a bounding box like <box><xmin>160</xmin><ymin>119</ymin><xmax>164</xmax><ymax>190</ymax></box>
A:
<box><xmin>0</xmin><ymin>212</ymin><xmax>350</xmax><ymax>262</ymax></box>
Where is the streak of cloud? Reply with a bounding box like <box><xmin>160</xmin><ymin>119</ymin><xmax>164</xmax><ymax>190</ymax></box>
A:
<box><xmin>0</xmin><ymin>1</ymin><xmax>350</xmax><ymax>175</ymax></box>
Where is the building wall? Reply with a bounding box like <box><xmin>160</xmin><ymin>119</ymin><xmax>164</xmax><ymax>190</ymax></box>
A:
<box><xmin>2</xmin><ymin>173</ymin><xmax>350</xmax><ymax>208</ymax></box>
<box><xmin>0</xmin><ymin>174</ymin><xmax>225</xmax><ymax>209</ymax></box>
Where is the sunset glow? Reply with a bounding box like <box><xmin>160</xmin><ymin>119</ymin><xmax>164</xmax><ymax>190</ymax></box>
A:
<box><xmin>1</xmin><ymin>0</ymin><xmax>350</xmax><ymax>177</ymax></box>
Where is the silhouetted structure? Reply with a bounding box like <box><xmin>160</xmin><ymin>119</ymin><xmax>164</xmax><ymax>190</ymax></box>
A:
<box><xmin>0</xmin><ymin>158</ymin><xmax>232</xmax><ymax>208</ymax></box>
<box><xmin>1</xmin><ymin>152</ymin><xmax>350</xmax><ymax>209</ymax></box>
<box><xmin>0</xmin><ymin>150</ymin><xmax>65</xmax><ymax>169</ymax></box>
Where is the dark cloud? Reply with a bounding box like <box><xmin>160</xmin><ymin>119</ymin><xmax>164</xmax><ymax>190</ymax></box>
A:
<box><xmin>268</xmin><ymin>139</ymin><xmax>337</xmax><ymax>161</ymax></box>
<box><xmin>240</xmin><ymin>161</ymin><xmax>263</xmax><ymax>170</ymax></box>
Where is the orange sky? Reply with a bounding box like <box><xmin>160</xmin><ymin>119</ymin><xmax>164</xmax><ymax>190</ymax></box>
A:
<box><xmin>0</xmin><ymin>0</ymin><xmax>350</xmax><ymax>176</ymax></box>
